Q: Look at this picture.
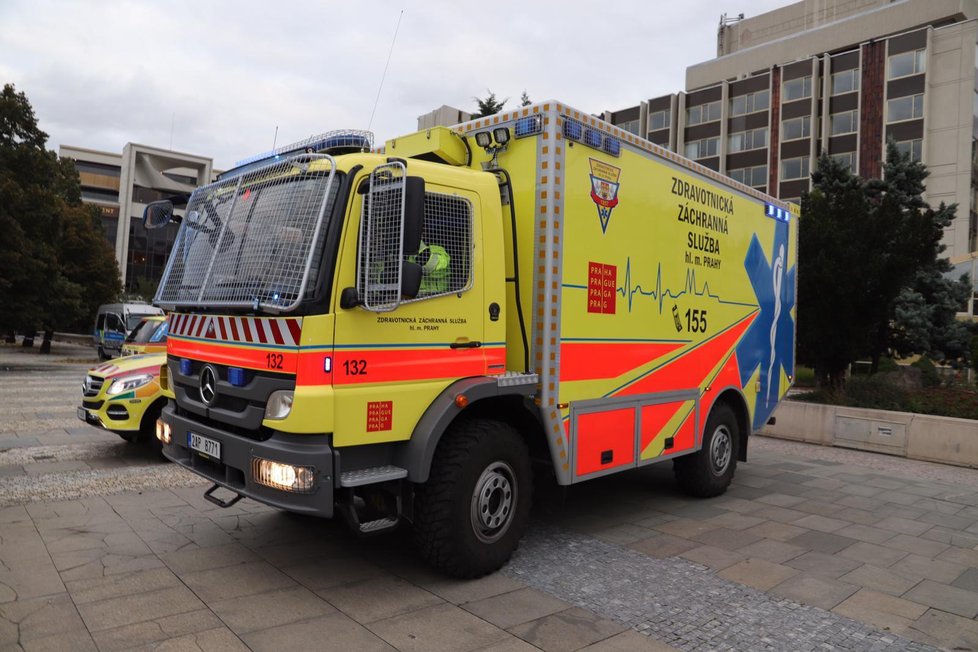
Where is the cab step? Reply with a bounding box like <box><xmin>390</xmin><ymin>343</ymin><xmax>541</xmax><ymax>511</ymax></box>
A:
<box><xmin>358</xmin><ymin>517</ymin><xmax>400</xmax><ymax>534</ymax></box>
<box><xmin>340</xmin><ymin>465</ymin><xmax>408</xmax><ymax>487</ymax></box>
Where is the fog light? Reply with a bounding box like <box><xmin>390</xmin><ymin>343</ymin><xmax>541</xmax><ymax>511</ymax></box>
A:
<box><xmin>252</xmin><ymin>458</ymin><xmax>315</xmax><ymax>493</ymax></box>
<box><xmin>266</xmin><ymin>390</ymin><xmax>294</xmax><ymax>420</ymax></box>
<box><xmin>156</xmin><ymin>419</ymin><xmax>171</xmax><ymax>444</ymax></box>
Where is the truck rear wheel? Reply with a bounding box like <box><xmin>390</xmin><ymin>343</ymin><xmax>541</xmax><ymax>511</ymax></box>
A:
<box><xmin>674</xmin><ymin>402</ymin><xmax>739</xmax><ymax>498</ymax></box>
<box><xmin>413</xmin><ymin>418</ymin><xmax>532</xmax><ymax>578</ymax></box>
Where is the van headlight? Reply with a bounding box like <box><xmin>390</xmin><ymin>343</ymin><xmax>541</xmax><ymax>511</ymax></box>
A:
<box><xmin>266</xmin><ymin>390</ymin><xmax>294</xmax><ymax>420</ymax></box>
<box><xmin>106</xmin><ymin>374</ymin><xmax>154</xmax><ymax>395</ymax></box>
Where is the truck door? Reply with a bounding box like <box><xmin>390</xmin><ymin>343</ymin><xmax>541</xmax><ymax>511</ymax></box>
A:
<box><xmin>331</xmin><ymin>171</ymin><xmax>490</xmax><ymax>448</ymax></box>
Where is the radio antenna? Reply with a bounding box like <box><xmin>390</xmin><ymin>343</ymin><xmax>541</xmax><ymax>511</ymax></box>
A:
<box><xmin>367</xmin><ymin>9</ymin><xmax>404</xmax><ymax>132</ymax></box>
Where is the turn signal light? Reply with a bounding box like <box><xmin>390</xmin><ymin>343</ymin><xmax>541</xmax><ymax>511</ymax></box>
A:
<box><xmin>454</xmin><ymin>394</ymin><xmax>469</xmax><ymax>409</ymax></box>
<box><xmin>156</xmin><ymin>419</ymin><xmax>172</xmax><ymax>445</ymax></box>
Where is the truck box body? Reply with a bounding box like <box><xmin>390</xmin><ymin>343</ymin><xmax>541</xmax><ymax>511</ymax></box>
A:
<box><xmin>150</xmin><ymin>101</ymin><xmax>797</xmax><ymax>575</ymax></box>
<box><xmin>400</xmin><ymin>101</ymin><xmax>797</xmax><ymax>485</ymax></box>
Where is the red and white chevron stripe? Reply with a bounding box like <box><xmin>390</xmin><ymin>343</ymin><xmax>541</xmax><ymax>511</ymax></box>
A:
<box><xmin>168</xmin><ymin>314</ymin><xmax>302</xmax><ymax>347</ymax></box>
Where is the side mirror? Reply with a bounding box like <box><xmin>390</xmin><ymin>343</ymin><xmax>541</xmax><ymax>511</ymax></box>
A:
<box><xmin>402</xmin><ymin>176</ymin><xmax>424</xmax><ymax>257</ymax></box>
<box><xmin>401</xmin><ymin>261</ymin><xmax>422</xmax><ymax>299</ymax></box>
<box><xmin>143</xmin><ymin>200</ymin><xmax>174</xmax><ymax>230</ymax></box>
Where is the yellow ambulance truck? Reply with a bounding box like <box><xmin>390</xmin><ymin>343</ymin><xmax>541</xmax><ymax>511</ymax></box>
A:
<box><xmin>145</xmin><ymin>101</ymin><xmax>798</xmax><ymax>577</ymax></box>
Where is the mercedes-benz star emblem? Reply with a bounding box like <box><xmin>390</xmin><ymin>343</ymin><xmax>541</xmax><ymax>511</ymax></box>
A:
<box><xmin>199</xmin><ymin>366</ymin><xmax>218</xmax><ymax>406</ymax></box>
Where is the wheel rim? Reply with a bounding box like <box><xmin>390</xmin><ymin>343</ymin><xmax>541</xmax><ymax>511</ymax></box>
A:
<box><xmin>470</xmin><ymin>461</ymin><xmax>517</xmax><ymax>544</ymax></box>
<box><xmin>709</xmin><ymin>425</ymin><xmax>732</xmax><ymax>476</ymax></box>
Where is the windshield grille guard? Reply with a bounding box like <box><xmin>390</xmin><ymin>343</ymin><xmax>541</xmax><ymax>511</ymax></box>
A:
<box><xmin>155</xmin><ymin>154</ymin><xmax>337</xmax><ymax>314</ymax></box>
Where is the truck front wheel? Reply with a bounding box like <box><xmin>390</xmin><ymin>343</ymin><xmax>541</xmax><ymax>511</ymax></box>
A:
<box><xmin>413</xmin><ymin>418</ymin><xmax>533</xmax><ymax>578</ymax></box>
<box><xmin>673</xmin><ymin>402</ymin><xmax>739</xmax><ymax>498</ymax></box>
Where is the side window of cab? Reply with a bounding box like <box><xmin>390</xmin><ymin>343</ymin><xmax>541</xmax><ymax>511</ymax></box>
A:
<box><xmin>410</xmin><ymin>192</ymin><xmax>473</xmax><ymax>300</ymax></box>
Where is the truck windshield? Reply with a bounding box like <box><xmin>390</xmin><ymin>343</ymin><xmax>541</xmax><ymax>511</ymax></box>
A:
<box><xmin>155</xmin><ymin>154</ymin><xmax>340</xmax><ymax>312</ymax></box>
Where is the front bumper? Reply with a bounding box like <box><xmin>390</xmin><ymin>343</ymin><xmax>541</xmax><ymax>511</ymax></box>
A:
<box><xmin>160</xmin><ymin>403</ymin><xmax>335</xmax><ymax>517</ymax></box>
<box><xmin>77</xmin><ymin>398</ymin><xmax>143</xmax><ymax>434</ymax></box>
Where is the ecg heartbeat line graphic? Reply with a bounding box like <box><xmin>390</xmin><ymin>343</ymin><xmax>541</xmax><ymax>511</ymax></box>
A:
<box><xmin>616</xmin><ymin>258</ymin><xmax>755</xmax><ymax>314</ymax></box>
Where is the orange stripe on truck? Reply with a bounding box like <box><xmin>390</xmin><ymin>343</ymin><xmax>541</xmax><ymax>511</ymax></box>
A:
<box><xmin>168</xmin><ymin>337</ymin><xmax>298</xmax><ymax>374</ymax></box>
<box><xmin>331</xmin><ymin>346</ymin><xmax>504</xmax><ymax>385</ymax></box>
<box><xmin>559</xmin><ymin>341</ymin><xmax>684</xmax><ymax>382</ymax></box>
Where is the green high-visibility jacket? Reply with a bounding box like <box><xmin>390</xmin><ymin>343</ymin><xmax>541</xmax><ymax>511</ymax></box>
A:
<box><xmin>415</xmin><ymin>242</ymin><xmax>449</xmax><ymax>294</ymax></box>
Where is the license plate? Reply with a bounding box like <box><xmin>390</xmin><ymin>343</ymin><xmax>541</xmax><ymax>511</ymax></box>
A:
<box><xmin>188</xmin><ymin>432</ymin><xmax>221</xmax><ymax>460</ymax></box>
<box><xmin>77</xmin><ymin>407</ymin><xmax>86</xmax><ymax>421</ymax></box>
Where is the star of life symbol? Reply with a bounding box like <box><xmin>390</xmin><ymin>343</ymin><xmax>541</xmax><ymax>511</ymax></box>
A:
<box><xmin>588</xmin><ymin>158</ymin><xmax>621</xmax><ymax>234</ymax></box>
<box><xmin>735</xmin><ymin>220</ymin><xmax>795</xmax><ymax>431</ymax></box>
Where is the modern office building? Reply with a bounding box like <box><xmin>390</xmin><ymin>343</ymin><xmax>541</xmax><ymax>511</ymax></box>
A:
<box><xmin>59</xmin><ymin>144</ymin><xmax>214</xmax><ymax>294</ymax></box>
<box><xmin>600</xmin><ymin>0</ymin><xmax>978</xmax><ymax>308</ymax></box>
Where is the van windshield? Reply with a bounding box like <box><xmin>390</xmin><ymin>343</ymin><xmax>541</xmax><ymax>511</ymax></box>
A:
<box><xmin>126</xmin><ymin>315</ymin><xmax>153</xmax><ymax>331</ymax></box>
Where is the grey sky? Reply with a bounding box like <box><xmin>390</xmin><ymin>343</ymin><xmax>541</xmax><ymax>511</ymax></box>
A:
<box><xmin>1</xmin><ymin>0</ymin><xmax>788</xmax><ymax>170</ymax></box>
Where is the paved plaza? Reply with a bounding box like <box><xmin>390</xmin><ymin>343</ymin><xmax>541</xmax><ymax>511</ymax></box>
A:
<box><xmin>0</xmin><ymin>341</ymin><xmax>976</xmax><ymax>650</ymax></box>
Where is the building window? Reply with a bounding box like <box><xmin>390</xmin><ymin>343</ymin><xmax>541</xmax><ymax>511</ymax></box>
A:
<box><xmin>728</xmin><ymin>165</ymin><xmax>767</xmax><ymax>187</ymax></box>
<box><xmin>782</xmin><ymin>115</ymin><xmax>811</xmax><ymax>141</ymax></box>
<box><xmin>831</xmin><ymin>69</ymin><xmax>860</xmax><ymax>95</ymax></box>
<box><xmin>781</xmin><ymin>156</ymin><xmax>811</xmax><ymax>181</ymax></box>
<box><xmin>830</xmin><ymin>110</ymin><xmax>858</xmax><ymax>136</ymax></box>
<box><xmin>686</xmin><ymin>101</ymin><xmax>721</xmax><ymax>126</ymax></box>
<box><xmin>887</xmin><ymin>94</ymin><xmax>924</xmax><ymax>122</ymax></box>
<box><xmin>617</xmin><ymin>119</ymin><xmax>640</xmax><ymax>135</ymax></box>
<box><xmin>728</xmin><ymin>127</ymin><xmax>768</xmax><ymax>152</ymax></box>
<box><xmin>782</xmin><ymin>76</ymin><xmax>812</xmax><ymax>102</ymax></box>
<box><xmin>895</xmin><ymin>138</ymin><xmax>923</xmax><ymax>162</ymax></box>
<box><xmin>729</xmin><ymin>89</ymin><xmax>770</xmax><ymax>116</ymax></box>
<box><xmin>81</xmin><ymin>188</ymin><xmax>121</xmax><ymax>203</ymax></box>
<box><xmin>888</xmin><ymin>49</ymin><xmax>926</xmax><ymax>79</ymax></box>
<box><xmin>74</xmin><ymin>161</ymin><xmax>122</xmax><ymax>177</ymax></box>
<box><xmin>830</xmin><ymin>151</ymin><xmax>856</xmax><ymax>172</ymax></box>
<box><xmin>684</xmin><ymin>137</ymin><xmax>720</xmax><ymax>159</ymax></box>
<box><xmin>649</xmin><ymin>109</ymin><xmax>670</xmax><ymax>131</ymax></box>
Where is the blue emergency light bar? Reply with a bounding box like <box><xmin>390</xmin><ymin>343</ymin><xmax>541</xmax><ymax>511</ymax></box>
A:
<box><xmin>515</xmin><ymin>115</ymin><xmax>542</xmax><ymax>138</ymax></box>
<box><xmin>765</xmin><ymin>203</ymin><xmax>791</xmax><ymax>222</ymax></box>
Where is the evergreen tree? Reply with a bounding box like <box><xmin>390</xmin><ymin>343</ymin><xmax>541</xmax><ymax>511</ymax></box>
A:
<box><xmin>471</xmin><ymin>90</ymin><xmax>507</xmax><ymax>118</ymax></box>
<box><xmin>867</xmin><ymin>141</ymin><xmax>961</xmax><ymax>368</ymax></box>
<box><xmin>797</xmin><ymin>154</ymin><xmax>875</xmax><ymax>388</ymax></box>
<box><xmin>520</xmin><ymin>91</ymin><xmax>532</xmax><ymax>107</ymax></box>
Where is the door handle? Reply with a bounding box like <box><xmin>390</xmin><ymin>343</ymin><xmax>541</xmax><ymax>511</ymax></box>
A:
<box><xmin>450</xmin><ymin>340</ymin><xmax>482</xmax><ymax>349</ymax></box>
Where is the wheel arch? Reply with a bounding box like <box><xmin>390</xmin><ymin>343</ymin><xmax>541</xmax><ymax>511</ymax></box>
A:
<box><xmin>708</xmin><ymin>387</ymin><xmax>751</xmax><ymax>462</ymax></box>
<box><xmin>397</xmin><ymin>377</ymin><xmax>543</xmax><ymax>483</ymax></box>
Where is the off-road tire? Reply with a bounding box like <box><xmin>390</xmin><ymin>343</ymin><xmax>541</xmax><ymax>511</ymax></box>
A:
<box><xmin>413</xmin><ymin>418</ymin><xmax>533</xmax><ymax>578</ymax></box>
<box><xmin>674</xmin><ymin>402</ymin><xmax>739</xmax><ymax>498</ymax></box>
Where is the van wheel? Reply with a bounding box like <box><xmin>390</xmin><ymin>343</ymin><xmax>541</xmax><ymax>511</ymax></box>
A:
<box><xmin>413</xmin><ymin>418</ymin><xmax>532</xmax><ymax>578</ymax></box>
<box><xmin>97</xmin><ymin>346</ymin><xmax>108</xmax><ymax>361</ymax></box>
<box><xmin>674</xmin><ymin>402</ymin><xmax>739</xmax><ymax>498</ymax></box>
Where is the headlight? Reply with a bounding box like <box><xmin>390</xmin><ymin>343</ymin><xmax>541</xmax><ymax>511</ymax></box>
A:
<box><xmin>106</xmin><ymin>373</ymin><xmax>155</xmax><ymax>395</ymax></box>
<box><xmin>265</xmin><ymin>390</ymin><xmax>294</xmax><ymax>420</ymax></box>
